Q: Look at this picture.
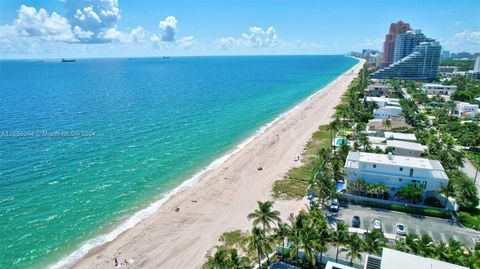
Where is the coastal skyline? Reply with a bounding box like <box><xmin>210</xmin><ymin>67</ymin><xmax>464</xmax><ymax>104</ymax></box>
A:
<box><xmin>1</xmin><ymin>0</ymin><xmax>479</xmax><ymax>59</ymax></box>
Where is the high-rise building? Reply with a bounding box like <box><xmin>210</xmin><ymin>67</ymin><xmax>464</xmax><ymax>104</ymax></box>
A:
<box><xmin>371</xmin><ymin>41</ymin><xmax>441</xmax><ymax>81</ymax></box>
<box><xmin>440</xmin><ymin>50</ymin><xmax>450</xmax><ymax>60</ymax></box>
<box><xmin>474</xmin><ymin>55</ymin><xmax>480</xmax><ymax>72</ymax></box>
<box><xmin>393</xmin><ymin>30</ymin><xmax>432</xmax><ymax>62</ymax></box>
<box><xmin>381</xmin><ymin>21</ymin><xmax>411</xmax><ymax>67</ymax></box>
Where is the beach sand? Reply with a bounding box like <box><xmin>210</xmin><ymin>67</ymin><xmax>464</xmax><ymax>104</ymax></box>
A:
<box><xmin>70</xmin><ymin>58</ymin><xmax>365</xmax><ymax>269</ymax></box>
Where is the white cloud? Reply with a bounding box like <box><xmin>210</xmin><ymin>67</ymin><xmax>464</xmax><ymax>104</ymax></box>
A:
<box><xmin>357</xmin><ymin>38</ymin><xmax>383</xmax><ymax>49</ymax></box>
<box><xmin>443</xmin><ymin>30</ymin><xmax>480</xmax><ymax>52</ymax></box>
<box><xmin>217</xmin><ymin>26</ymin><xmax>283</xmax><ymax>50</ymax></box>
<box><xmin>10</xmin><ymin>5</ymin><xmax>76</xmax><ymax>42</ymax></box>
<box><xmin>65</xmin><ymin>0</ymin><xmax>121</xmax><ymax>43</ymax></box>
<box><xmin>159</xmin><ymin>16</ymin><xmax>177</xmax><ymax>42</ymax></box>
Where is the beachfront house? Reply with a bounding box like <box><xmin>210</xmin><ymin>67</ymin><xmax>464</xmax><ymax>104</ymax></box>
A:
<box><xmin>386</xmin><ymin>140</ymin><xmax>427</xmax><ymax>157</ymax></box>
<box><xmin>365</xmin><ymin>97</ymin><xmax>400</xmax><ymax>108</ymax></box>
<box><xmin>456</xmin><ymin>102</ymin><xmax>479</xmax><ymax>118</ymax></box>
<box><xmin>364</xmin><ymin>84</ymin><xmax>394</xmax><ymax>97</ymax></box>
<box><xmin>325</xmin><ymin>248</ymin><xmax>468</xmax><ymax>269</ymax></box>
<box><xmin>373</xmin><ymin>106</ymin><xmax>403</xmax><ymax>120</ymax></box>
<box><xmin>384</xmin><ymin>131</ymin><xmax>417</xmax><ymax>142</ymax></box>
<box><xmin>421</xmin><ymin>83</ymin><xmax>457</xmax><ymax>96</ymax></box>
<box><xmin>344</xmin><ymin>152</ymin><xmax>448</xmax><ymax>198</ymax></box>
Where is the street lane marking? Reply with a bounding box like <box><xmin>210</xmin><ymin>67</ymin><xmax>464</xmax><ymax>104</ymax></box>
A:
<box><xmin>453</xmin><ymin>235</ymin><xmax>459</xmax><ymax>241</ymax></box>
<box><xmin>416</xmin><ymin>228</ymin><xmax>420</xmax><ymax>236</ymax></box>
<box><xmin>428</xmin><ymin>231</ymin><xmax>434</xmax><ymax>241</ymax></box>
<box><xmin>440</xmin><ymin>233</ymin><xmax>447</xmax><ymax>243</ymax></box>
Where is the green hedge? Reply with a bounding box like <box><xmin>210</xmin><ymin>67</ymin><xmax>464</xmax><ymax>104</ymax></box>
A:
<box><xmin>343</xmin><ymin>198</ymin><xmax>450</xmax><ymax>219</ymax></box>
<box><xmin>457</xmin><ymin>209</ymin><xmax>480</xmax><ymax>230</ymax></box>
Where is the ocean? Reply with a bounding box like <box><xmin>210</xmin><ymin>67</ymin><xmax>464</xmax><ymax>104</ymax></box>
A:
<box><xmin>0</xmin><ymin>55</ymin><xmax>357</xmax><ymax>268</ymax></box>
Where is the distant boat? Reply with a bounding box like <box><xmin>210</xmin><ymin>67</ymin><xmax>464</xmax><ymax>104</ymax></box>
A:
<box><xmin>162</xmin><ymin>56</ymin><xmax>170</xmax><ymax>59</ymax></box>
<box><xmin>61</xmin><ymin>58</ymin><xmax>76</xmax><ymax>63</ymax></box>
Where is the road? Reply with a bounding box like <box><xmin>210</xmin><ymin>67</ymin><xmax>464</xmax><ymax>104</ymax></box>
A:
<box><xmin>328</xmin><ymin>203</ymin><xmax>479</xmax><ymax>247</ymax></box>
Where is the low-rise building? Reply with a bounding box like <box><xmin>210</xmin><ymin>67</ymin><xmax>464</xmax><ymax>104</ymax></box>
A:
<box><xmin>365</xmin><ymin>84</ymin><xmax>394</xmax><ymax>97</ymax></box>
<box><xmin>365</xmin><ymin>97</ymin><xmax>400</xmax><ymax>108</ymax></box>
<box><xmin>438</xmin><ymin>66</ymin><xmax>458</xmax><ymax>74</ymax></box>
<box><xmin>456</xmin><ymin>102</ymin><xmax>479</xmax><ymax>118</ymax></box>
<box><xmin>373</xmin><ymin>106</ymin><xmax>403</xmax><ymax>120</ymax></box>
<box><xmin>344</xmin><ymin>152</ymin><xmax>448</xmax><ymax>197</ymax></box>
<box><xmin>384</xmin><ymin>131</ymin><xmax>417</xmax><ymax>142</ymax></box>
<box><xmin>421</xmin><ymin>83</ymin><xmax>457</xmax><ymax>96</ymax></box>
<box><xmin>386</xmin><ymin>140</ymin><xmax>427</xmax><ymax>157</ymax></box>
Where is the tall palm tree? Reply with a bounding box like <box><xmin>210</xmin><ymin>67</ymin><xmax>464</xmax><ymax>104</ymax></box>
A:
<box><xmin>440</xmin><ymin>181</ymin><xmax>455</xmax><ymax>209</ymax></box>
<box><xmin>331</xmin><ymin>221</ymin><xmax>349</xmax><ymax>262</ymax></box>
<box><xmin>289</xmin><ymin>227</ymin><xmax>320</xmax><ymax>267</ymax></box>
<box><xmin>346</xmin><ymin>233</ymin><xmax>364</xmax><ymax>266</ymax></box>
<box><xmin>364</xmin><ymin>230</ymin><xmax>386</xmax><ymax>256</ymax></box>
<box><xmin>382</xmin><ymin>119</ymin><xmax>392</xmax><ymax>131</ymax></box>
<box><xmin>273</xmin><ymin>221</ymin><xmax>290</xmax><ymax>260</ymax></box>
<box><xmin>247</xmin><ymin>227</ymin><xmax>270</xmax><ymax>268</ymax></box>
<box><xmin>204</xmin><ymin>248</ymin><xmax>230</xmax><ymax>269</ymax></box>
<box><xmin>316</xmin><ymin>220</ymin><xmax>330</xmax><ymax>265</ymax></box>
<box><xmin>247</xmin><ymin>201</ymin><xmax>281</xmax><ymax>232</ymax></box>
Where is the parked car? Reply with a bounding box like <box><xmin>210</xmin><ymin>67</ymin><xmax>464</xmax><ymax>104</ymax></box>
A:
<box><xmin>396</xmin><ymin>223</ymin><xmax>406</xmax><ymax>236</ymax></box>
<box><xmin>352</xmin><ymin>216</ymin><xmax>361</xmax><ymax>228</ymax></box>
<box><xmin>372</xmin><ymin>219</ymin><xmax>382</xmax><ymax>231</ymax></box>
<box><xmin>329</xmin><ymin>198</ymin><xmax>339</xmax><ymax>212</ymax></box>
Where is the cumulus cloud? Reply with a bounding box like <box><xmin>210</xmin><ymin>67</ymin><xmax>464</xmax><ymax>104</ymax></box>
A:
<box><xmin>159</xmin><ymin>16</ymin><xmax>177</xmax><ymax>42</ymax></box>
<box><xmin>65</xmin><ymin>0</ymin><xmax>121</xmax><ymax>43</ymax></box>
<box><xmin>3</xmin><ymin>5</ymin><xmax>76</xmax><ymax>42</ymax></box>
<box><xmin>443</xmin><ymin>30</ymin><xmax>480</xmax><ymax>52</ymax></box>
<box><xmin>216</xmin><ymin>26</ymin><xmax>283</xmax><ymax>49</ymax></box>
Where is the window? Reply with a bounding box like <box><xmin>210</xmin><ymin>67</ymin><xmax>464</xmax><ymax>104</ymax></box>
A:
<box><xmin>399</xmin><ymin>178</ymin><xmax>403</xmax><ymax>182</ymax></box>
<box><xmin>373</xmin><ymin>164</ymin><xmax>376</xmax><ymax>168</ymax></box>
<box><xmin>409</xmin><ymin>168</ymin><xmax>414</xmax><ymax>177</ymax></box>
<box><xmin>399</xmin><ymin>167</ymin><xmax>403</xmax><ymax>171</ymax></box>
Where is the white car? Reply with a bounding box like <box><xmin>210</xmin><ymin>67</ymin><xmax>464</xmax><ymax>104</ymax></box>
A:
<box><xmin>329</xmin><ymin>198</ymin><xmax>339</xmax><ymax>212</ymax></box>
<box><xmin>396</xmin><ymin>223</ymin><xmax>406</xmax><ymax>236</ymax></box>
<box><xmin>372</xmin><ymin>219</ymin><xmax>382</xmax><ymax>231</ymax></box>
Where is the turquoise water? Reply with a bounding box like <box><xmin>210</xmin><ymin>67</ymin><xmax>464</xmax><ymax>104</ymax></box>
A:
<box><xmin>0</xmin><ymin>55</ymin><xmax>357</xmax><ymax>268</ymax></box>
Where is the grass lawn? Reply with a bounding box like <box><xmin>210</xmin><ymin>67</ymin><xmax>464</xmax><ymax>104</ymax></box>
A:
<box><xmin>457</xmin><ymin>209</ymin><xmax>480</xmax><ymax>230</ymax></box>
<box><xmin>272</xmin><ymin>125</ymin><xmax>330</xmax><ymax>199</ymax></box>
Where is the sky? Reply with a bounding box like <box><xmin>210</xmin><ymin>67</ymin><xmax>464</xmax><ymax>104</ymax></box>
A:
<box><xmin>0</xmin><ymin>0</ymin><xmax>479</xmax><ymax>59</ymax></box>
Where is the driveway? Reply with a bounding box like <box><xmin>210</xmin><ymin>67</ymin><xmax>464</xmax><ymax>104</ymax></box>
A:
<box><xmin>328</xmin><ymin>203</ymin><xmax>479</xmax><ymax>247</ymax></box>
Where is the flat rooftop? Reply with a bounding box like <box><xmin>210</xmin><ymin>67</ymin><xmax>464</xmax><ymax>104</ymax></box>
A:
<box><xmin>386</xmin><ymin>140</ymin><xmax>427</xmax><ymax>152</ymax></box>
<box><xmin>384</xmin><ymin>132</ymin><xmax>416</xmax><ymax>141</ymax></box>
<box><xmin>422</xmin><ymin>83</ymin><xmax>457</xmax><ymax>89</ymax></box>
<box><xmin>366</xmin><ymin>97</ymin><xmax>400</xmax><ymax>103</ymax></box>
<box><xmin>381</xmin><ymin>248</ymin><xmax>468</xmax><ymax>269</ymax></box>
<box><xmin>346</xmin><ymin>152</ymin><xmax>444</xmax><ymax>171</ymax></box>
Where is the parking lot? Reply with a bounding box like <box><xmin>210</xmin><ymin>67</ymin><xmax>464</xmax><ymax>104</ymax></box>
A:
<box><xmin>327</xmin><ymin>202</ymin><xmax>479</xmax><ymax>247</ymax></box>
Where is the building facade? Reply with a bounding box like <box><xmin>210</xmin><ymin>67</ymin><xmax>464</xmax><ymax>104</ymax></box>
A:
<box><xmin>371</xmin><ymin>41</ymin><xmax>441</xmax><ymax>81</ymax></box>
<box><xmin>421</xmin><ymin>83</ymin><xmax>457</xmax><ymax>95</ymax></box>
<box><xmin>364</xmin><ymin>84</ymin><xmax>394</xmax><ymax>97</ymax></box>
<box><xmin>381</xmin><ymin>21</ymin><xmax>411</xmax><ymax>67</ymax></box>
<box><xmin>456</xmin><ymin>102</ymin><xmax>479</xmax><ymax>118</ymax></box>
<box><xmin>373</xmin><ymin>106</ymin><xmax>403</xmax><ymax>120</ymax></box>
<box><xmin>345</xmin><ymin>152</ymin><xmax>448</xmax><ymax>197</ymax></box>
<box><xmin>393</xmin><ymin>30</ymin><xmax>432</xmax><ymax>62</ymax></box>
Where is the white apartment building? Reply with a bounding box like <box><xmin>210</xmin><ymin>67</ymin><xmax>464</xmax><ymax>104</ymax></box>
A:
<box><xmin>365</xmin><ymin>97</ymin><xmax>400</xmax><ymax>108</ymax></box>
<box><xmin>384</xmin><ymin>132</ymin><xmax>417</xmax><ymax>142</ymax></box>
<box><xmin>365</xmin><ymin>84</ymin><xmax>394</xmax><ymax>97</ymax></box>
<box><xmin>373</xmin><ymin>106</ymin><xmax>403</xmax><ymax>120</ymax></box>
<box><xmin>456</xmin><ymin>102</ymin><xmax>479</xmax><ymax>118</ymax></box>
<box><xmin>386</xmin><ymin>140</ymin><xmax>427</xmax><ymax>157</ymax></box>
<box><xmin>421</xmin><ymin>83</ymin><xmax>457</xmax><ymax>96</ymax></box>
<box><xmin>345</xmin><ymin>152</ymin><xmax>448</xmax><ymax>197</ymax></box>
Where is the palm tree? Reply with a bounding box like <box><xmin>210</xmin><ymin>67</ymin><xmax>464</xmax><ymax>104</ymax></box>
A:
<box><xmin>247</xmin><ymin>201</ymin><xmax>281</xmax><ymax>232</ymax></box>
<box><xmin>247</xmin><ymin>227</ymin><xmax>270</xmax><ymax>268</ymax></box>
<box><xmin>416</xmin><ymin>234</ymin><xmax>435</xmax><ymax>257</ymax></box>
<box><xmin>364</xmin><ymin>230</ymin><xmax>386</xmax><ymax>255</ymax></box>
<box><xmin>204</xmin><ymin>248</ymin><xmax>230</xmax><ymax>269</ymax></box>
<box><xmin>346</xmin><ymin>233</ymin><xmax>364</xmax><ymax>266</ymax></box>
<box><xmin>358</xmin><ymin>134</ymin><xmax>371</xmax><ymax>151</ymax></box>
<box><xmin>382</xmin><ymin>119</ymin><xmax>392</xmax><ymax>131</ymax></box>
<box><xmin>331</xmin><ymin>221</ymin><xmax>349</xmax><ymax>262</ymax></box>
<box><xmin>273</xmin><ymin>221</ymin><xmax>290</xmax><ymax>260</ymax></box>
<box><xmin>440</xmin><ymin>181</ymin><xmax>455</xmax><ymax>209</ymax></box>
<box><xmin>290</xmin><ymin>227</ymin><xmax>320</xmax><ymax>267</ymax></box>
<box><xmin>433</xmin><ymin>242</ymin><xmax>451</xmax><ymax>262</ymax></box>
<box><xmin>316</xmin><ymin>220</ymin><xmax>330</xmax><ymax>265</ymax></box>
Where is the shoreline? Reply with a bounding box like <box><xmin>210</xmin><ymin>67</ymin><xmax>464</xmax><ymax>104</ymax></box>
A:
<box><xmin>55</xmin><ymin>58</ymin><xmax>365</xmax><ymax>269</ymax></box>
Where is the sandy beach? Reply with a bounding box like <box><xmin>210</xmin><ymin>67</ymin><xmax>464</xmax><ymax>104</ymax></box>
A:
<box><xmin>70</xmin><ymin>58</ymin><xmax>365</xmax><ymax>269</ymax></box>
